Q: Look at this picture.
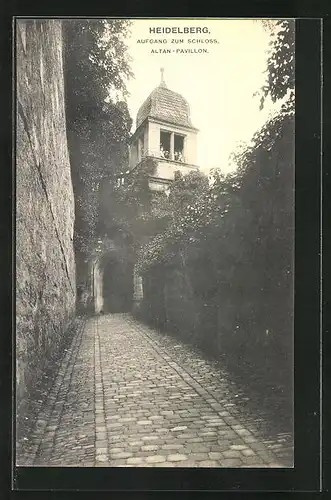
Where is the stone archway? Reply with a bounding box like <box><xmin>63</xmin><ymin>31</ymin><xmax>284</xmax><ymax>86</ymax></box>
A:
<box><xmin>91</xmin><ymin>251</ymin><xmax>135</xmax><ymax>314</ymax></box>
<box><xmin>102</xmin><ymin>257</ymin><xmax>133</xmax><ymax>313</ymax></box>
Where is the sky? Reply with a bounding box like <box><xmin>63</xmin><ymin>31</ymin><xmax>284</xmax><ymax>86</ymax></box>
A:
<box><xmin>123</xmin><ymin>19</ymin><xmax>280</xmax><ymax>174</ymax></box>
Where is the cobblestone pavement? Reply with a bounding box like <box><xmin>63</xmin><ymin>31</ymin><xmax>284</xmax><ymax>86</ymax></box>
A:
<box><xmin>19</xmin><ymin>314</ymin><xmax>294</xmax><ymax>468</ymax></box>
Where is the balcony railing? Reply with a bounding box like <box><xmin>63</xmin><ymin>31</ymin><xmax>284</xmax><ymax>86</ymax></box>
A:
<box><xmin>140</xmin><ymin>148</ymin><xmax>186</xmax><ymax>163</ymax></box>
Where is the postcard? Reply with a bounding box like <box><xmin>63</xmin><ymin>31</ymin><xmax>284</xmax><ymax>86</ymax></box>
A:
<box><xmin>15</xmin><ymin>17</ymin><xmax>295</xmax><ymax>470</ymax></box>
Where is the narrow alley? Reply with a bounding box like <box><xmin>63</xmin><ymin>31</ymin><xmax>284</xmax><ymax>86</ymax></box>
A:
<box><xmin>19</xmin><ymin>314</ymin><xmax>293</xmax><ymax>468</ymax></box>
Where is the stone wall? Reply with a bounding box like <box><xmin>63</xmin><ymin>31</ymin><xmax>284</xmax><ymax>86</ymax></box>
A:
<box><xmin>16</xmin><ymin>20</ymin><xmax>76</xmax><ymax>408</ymax></box>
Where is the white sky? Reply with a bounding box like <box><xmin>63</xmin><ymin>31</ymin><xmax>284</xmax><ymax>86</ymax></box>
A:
<box><xmin>123</xmin><ymin>19</ymin><xmax>279</xmax><ymax>174</ymax></box>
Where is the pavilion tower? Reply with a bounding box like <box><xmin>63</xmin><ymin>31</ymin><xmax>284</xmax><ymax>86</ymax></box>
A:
<box><xmin>128</xmin><ymin>68</ymin><xmax>199</xmax><ymax>191</ymax></box>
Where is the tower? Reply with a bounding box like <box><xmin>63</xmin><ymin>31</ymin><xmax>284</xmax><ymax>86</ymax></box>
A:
<box><xmin>128</xmin><ymin>69</ymin><xmax>199</xmax><ymax>191</ymax></box>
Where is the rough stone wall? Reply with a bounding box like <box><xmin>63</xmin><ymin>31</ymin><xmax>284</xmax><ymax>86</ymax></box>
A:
<box><xmin>16</xmin><ymin>20</ymin><xmax>76</xmax><ymax>407</ymax></box>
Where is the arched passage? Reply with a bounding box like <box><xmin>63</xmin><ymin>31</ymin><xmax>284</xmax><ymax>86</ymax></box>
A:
<box><xmin>91</xmin><ymin>251</ymin><xmax>134</xmax><ymax>314</ymax></box>
<box><xmin>102</xmin><ymin>257</ymin><xmax>133</xmax><ymax>313</ymax></box>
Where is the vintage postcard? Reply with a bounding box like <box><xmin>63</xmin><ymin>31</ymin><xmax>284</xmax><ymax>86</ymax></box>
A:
<box><xmin>15</xmin><ymin>17</ymin><xmax>295</xmax><ymax>469</ymax></box>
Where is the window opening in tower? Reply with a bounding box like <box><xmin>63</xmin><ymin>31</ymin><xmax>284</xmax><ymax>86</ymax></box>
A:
<box><xmin>160</xmin><ymin>131</ymin><xmax>171</xmax><ymax>159</ymax></box>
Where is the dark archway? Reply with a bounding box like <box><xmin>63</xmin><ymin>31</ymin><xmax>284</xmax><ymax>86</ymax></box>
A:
<box><xmin>102</xmin><ymin>258</ymin><xmax>133</xmax><ymax>313</ymax></box>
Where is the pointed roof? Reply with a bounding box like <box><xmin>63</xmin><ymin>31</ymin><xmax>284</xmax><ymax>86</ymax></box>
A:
<box><xmin>136</xmin><ymin>69</ymin><xmax>195</xmax><ymax>130</ymax></box>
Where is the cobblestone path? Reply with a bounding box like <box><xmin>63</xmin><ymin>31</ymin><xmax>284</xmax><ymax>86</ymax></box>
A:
<box><xmin>19</xmin><ymin>314</ymin><xmax>293</xmax><ymax>468</ymax></box>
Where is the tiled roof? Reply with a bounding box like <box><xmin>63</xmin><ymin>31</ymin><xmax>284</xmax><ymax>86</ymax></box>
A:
<box><xmin>136</xmin><ymin>82</ymin><xmax>194</xmax><ymax>129</ymax></box>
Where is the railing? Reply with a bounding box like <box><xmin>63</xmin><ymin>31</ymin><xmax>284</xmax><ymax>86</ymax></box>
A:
<box><xmin>141</xmin><ymin>148</ymin><xmax>186</xmax><ymax>163</ymax></box>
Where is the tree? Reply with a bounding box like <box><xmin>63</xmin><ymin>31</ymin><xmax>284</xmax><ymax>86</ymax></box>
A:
<box><xmin>258</xmin><ymin>19</ymin><xmax>295</xmax><ymax>112</ymax></box>
<box><xmin>62</xmin><ymin>20</ymin><xmax>133</xmax><ymax>258</ymax></box>
<box><xmin>98</xmin><ymin>157</ymin><xmax>159</xmax><ymax>244</ymax></box>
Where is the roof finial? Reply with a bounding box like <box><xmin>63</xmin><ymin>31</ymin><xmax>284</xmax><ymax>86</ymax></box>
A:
<box><xmin>159</xmin><ymin>67</ymin><xmax>167</xmax><ymax>88</ymax></box>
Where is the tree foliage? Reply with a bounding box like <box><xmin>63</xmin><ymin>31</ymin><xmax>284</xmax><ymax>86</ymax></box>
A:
<box><xmin>62</xmin><ymin>19</ymin><xmax>133</xmax><ymax>256</ymax></box>
<box><xmin>258</xmin><ymin>19</ymin><xmax>295</xmax><ymax>112</ymax></box>
<box><xmin>168</xmin><ymin>170</ymin><xmax>209</xmax><ymax>217</ymax></box>
<box><xmin>98</xmin><ymin>164</ymin><xmax>210</xmax><ymax>257</ymax></box>
<box><xmin>63</xmin><ymin>19</ymin><xmax>133</xmax><ymax>117</ymax></box>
